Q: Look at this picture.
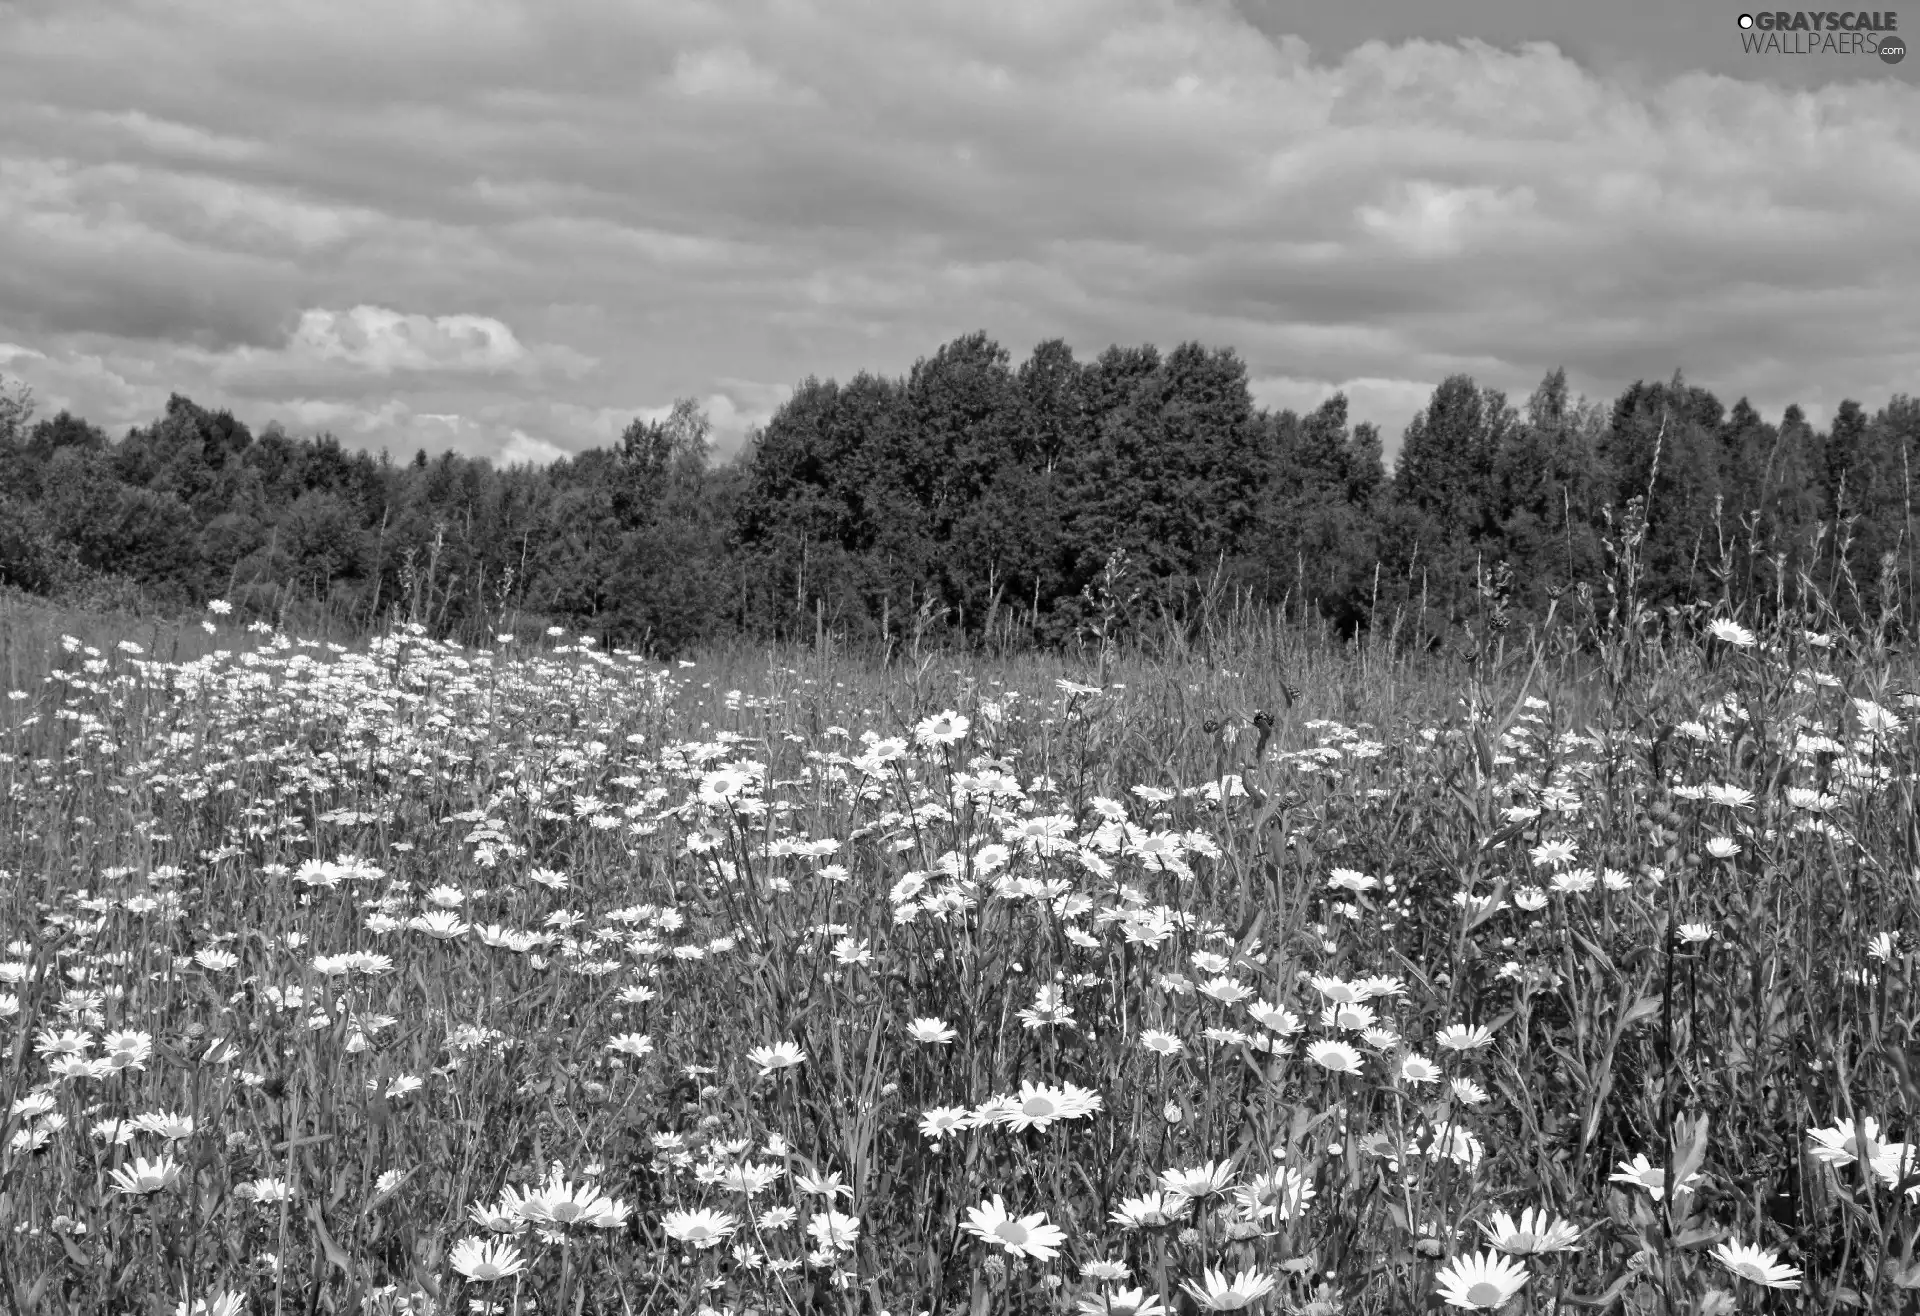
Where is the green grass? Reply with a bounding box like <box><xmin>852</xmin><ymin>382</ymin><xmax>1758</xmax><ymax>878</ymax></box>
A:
<box><xmin>1</xmin><ymin>599</ymin><xmax>1917</xmax><ymax>1316</ymax></box>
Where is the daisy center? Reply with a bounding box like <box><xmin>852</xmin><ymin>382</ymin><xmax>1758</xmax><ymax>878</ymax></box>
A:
<box><xmin>1021</xmin><ymin>1097</ymin><xmax>1056</xmax><ymax>1118</ymax></box>
<box><xmin>993</xmin><ymin>1221</ymin><xmax>1030</xmax><ymax>1245</ymax></box>
<box><xmin>1465</xmin><ymin>1281</ymin><xmax>1505</xmax><ymax>1306</ymax></box>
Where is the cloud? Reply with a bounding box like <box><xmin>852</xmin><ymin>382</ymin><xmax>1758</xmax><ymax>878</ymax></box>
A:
<box><xmin>1250</xmin><ymin>376</ymin><xmax>1447</xmax><ymax>460</ymax></box>
<box><xmin>182</xmin><ymin>305</ymin><xmax>602</xmax><ymax>405</ymax></box>
<box><xmin>500</xmin><ymin>428</ymin><xmax>569</xmax><ymax>467</ymax></box>
<box><xmin>0</xmin><ymin>1</ymin><xmax>1913</xmax><ymax>468</ymax></box>
<box><xmin>286</xmin><ymin>306</ymin><xmax>531</xmax><ymax>375</ymax></box>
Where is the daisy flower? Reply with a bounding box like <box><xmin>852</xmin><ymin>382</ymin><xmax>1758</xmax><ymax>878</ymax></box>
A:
<box><xmin>747</xmin><ymin>1041</ymin><xmax>806</xmax><ymax>1076</ymax></box>
<box><xmin>1308</xmin><ymin>976</ymin><xmax>1364</xmax><ymax>1005</ymax></box>
<box><xmin>1246</xmin><ymin>1001</ymin><xmax>1302</xmax><ymax>1035</ymax></box>
<box><xmin>1417</xmin><ymin>1125</ymin><xmax>1485</xmax><ymax>1167</ymax></box>
<box><xmin>907</xmin><ymin>1017</ymin><xmax>956</xmax><ymax>1044</ymax></box>
<box><xmin>174</xmin><ymin>1294</ymin><xmax>246</xmax><ymax>1316</ymax></box>
<box><xmin>1078</xmin><ymin>1288</ymin><xmax>1167</xmax><ymax>1316</ymax></box>
<box><xmin>1707</xmin><ymin>619</ymin><xmax>1756</xmax><ymax>648</ymax></box>
<box><xmin>406</xmin><ymin>910</ymin><xmax>470</xmax><ymax>940</ymax></box>
<box><xmin>449</xmin><ymin>1236</ymin><xmax>527</xmax><ymax>1280</ymax></box>
<box><xmin>1198</xmin><ymin>976</ymin><xmax>1253</xmax><ymax>1006</ymax></box>
<box><xmin>133</xmin><ymin>1111</ymin><xmax>195</xmax><ymax>1140</ymax></box>
<box><xmin>1159</xmin><ymin>1161</ymin><xmax>1237</xmax><ymax>1206</ymax></box>
<box><xmin>1609</xmin><ymin>1153</ymin><xmax>1698</xmax><ymax>1202</ymax></box>
<box><xmin>1322</xmin><ymin>1002</ymin><xmax>1377</xmax><ymax>1033</ymax></box>
<box><xmin>914</xmin><ymin>711</ymin><xmax>971</xmax><ymax>747</ymax></box>
<box><xmin>1434</xmin><ymin>1024</ymin><xmax>1496</xmax><ymax>1053</ymax></box>
<box><xmin>806</xmin><ymin>1208</ymin><xmax>861</xmax><ymax>1253</ymax></box>
<box><xmin>794</xmin><ymin>1170</ymin><xmax>853</xmax><ymax>1201</ymax></box>
<box><xmin>1807</xmin><ymin>1115</ymin><xmax>1890</xmax><ymax>1168</ymax></box>
<box><xmin>1398</xmin><ymin>1054</ymin><xmax>1443</xmax><ymax>1085</ymax></box>
<box><xmin>1139</xmin><ymin>1029</ymin><xmax>1185</xmax><ymax>1056</ymax></box>
<box><xmin>997</xmin><ymin>1081</ymin><xmax>1102</xmax><ymax>1132</ymax></box>
<box><xmin>1237</xmin><ymin>1167</ymin><xmax>1316</xmax><ymax>1222</ymax></box>
<box><xmin>1711</xmin><ymin>1239</ymin><xmax>1802</xmax><ymax>1289</ymax></box>
<box><xmin>1872</xmin><ymin>1142</ymin><xmax>1920</xmax><ymax>1199</ymax></box>
<box><xmin>1307</xmin><ymin>1039</ymin><xmax>1364</xmax><ymax>1074</ymax></box>
<box><xmin>34</xmin><ymin>1028</ymin><xmax>92</xmax><ymax>1057</ymax></box>
<box><xmin>920</xmin><ymin>1106</ymin><xmax>972</xmax><ymax>1142</ymax></box>
<box><xmin>109</xmin><ymin>1155</ymin><xmax>181</xmax><ymax>1195</ymax></box>
<box><xmin>1434</xmin><ymin>1250</ymin><xmax>1529</xmax><ymax>1309</ymax></box>
<box><xmin>1327</xmin><ymin>868</ymin><xmax>1378</xmax><ymax>893</ymax></box>
<box><xmin>1480</xmin><ymin>1207</ymin><xmax>1582</xmax><ymax>1255</ymax></box>
<box><xmin>241</xmin><ymin>1177</ymin><xmax>293</xmax><ymax>1205</ymax></box>
<box><xmin>1109</xmin><ymin>1190</ymin><xmax>1188</xmax><ymax>1229</ymax></box>
<box><xmin>661</xmin><ymin>1208</ymin><xmax>737</xmax><ymax>1249</ymax></box>
<box><xmin>516</xmin><ymin>1172</ymin><xmax>631</xmax><ymax>1229</ymax></box>
<box><xmin>1180</xmin><ymin>1267</ymin><xmax>1277</xmax><ymax>1311</ymax></box>
<box><xmin>1529</xmin><ymin>839</ymin><xmax>1578</xmax><ymax>868</ymax></box>
<box><xmin>961</xmin><ymin>1195</ymin><xmax>1065</xmax><ymax>1261</ymax></box>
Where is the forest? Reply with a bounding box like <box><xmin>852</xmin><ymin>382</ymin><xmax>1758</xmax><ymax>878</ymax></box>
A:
<box><xmin>1</xmin><ymin>331</ymin><xmax>1914</xmax><ymax>654</ymax></box>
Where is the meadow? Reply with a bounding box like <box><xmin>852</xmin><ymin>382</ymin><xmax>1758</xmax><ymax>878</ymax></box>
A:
<box><xmin>2</xmin><ymin>588</ymin><xmax>1919</xmax><ymax>1316</ymax></box>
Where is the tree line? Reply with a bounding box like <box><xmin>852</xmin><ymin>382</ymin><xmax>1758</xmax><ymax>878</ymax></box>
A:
<box><xmin>1</xmin><ymin>331</ymin><xmax>1914</xmax><ymax>653</ymax></box>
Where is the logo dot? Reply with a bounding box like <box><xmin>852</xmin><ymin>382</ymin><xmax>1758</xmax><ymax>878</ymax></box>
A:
<box><xmin>1738</xmin><ymin>13</ymin><xmax>1754</xmax><ymax>27</ymax></box>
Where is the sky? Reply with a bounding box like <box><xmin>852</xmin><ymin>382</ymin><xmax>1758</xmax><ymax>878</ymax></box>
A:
<box><xmin>0</xmin><ymin>0</ymin><xmax>1914</xmax><ymax>469</ymax></box>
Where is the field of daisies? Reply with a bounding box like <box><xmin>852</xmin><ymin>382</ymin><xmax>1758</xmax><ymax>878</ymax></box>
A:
<box><xmin>3</xmin><ymin>603</ymin><xmax>1919</xmax><ymax>1316</ymax></box>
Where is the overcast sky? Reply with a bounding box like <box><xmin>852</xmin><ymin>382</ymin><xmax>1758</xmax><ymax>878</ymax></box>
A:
<box><xmin>0</xmin><ymin>0</ymin><xmax>1914</xmax><ymax>468</ymax></box>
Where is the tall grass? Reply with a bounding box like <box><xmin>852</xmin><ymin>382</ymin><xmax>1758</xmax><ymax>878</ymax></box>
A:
<box><xmin>1</xmin><ymin>585</ymin><xmax>1917</xmax><ymax>1316</ymax></box>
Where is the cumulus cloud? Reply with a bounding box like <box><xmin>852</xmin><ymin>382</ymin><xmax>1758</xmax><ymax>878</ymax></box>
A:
<box><xmin>1250</xmin><ymin>376</ymin><xmax>1444</xmax><ymax>458</ymax></box>
<box><xmin>286</xmin><ymin>307</ymin><xmax>532</xmax><ymax>375</ymax></box>
<box><xmin>0</xmin><ymin>0</ymin><xmax>1913</xmax><ymax>467</ymax></box>
<box><xmin>500</xmin><ymin>428</ymin><xmax>569</xmax><ymax>468</ymax></box>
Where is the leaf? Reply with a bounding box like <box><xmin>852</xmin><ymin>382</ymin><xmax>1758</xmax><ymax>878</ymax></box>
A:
<box><xmin>1561</xmin><ymin>1272</ymin><xmax>1637</xmax><ymax>1307</ymax></box>
<box><xmin>1548</xmin><ymin>1044</ymin><xmax>1590</xmax><ymax>1092</ymax></box>
<box><xmin>1622</xmin><ymin>995</ymin><xmax>1664</xmax><ymax>1026</ymax></box>
<box><xmin>306</xmin><ymin>1199</ymin><xmax>355</xmax><ymax>1277</ymax></box>
<box><xmin>969</xmin><ymin>1270</ymin><xmax>991</xmax><ymax>1316</ymax></box>
<box><xmin>272</xmin><ymin>1133</ymin><xmax>333</xmax><ymax>1152</ymax></box>
<box><xmin>1670</xmin><ymin>1113</ymin><xmax>1711</xmax><ymax>1190</ymax></box>
<box><xmin>1670</xmin><ymin>1226</ymin><xmax>1727</xmax><ymax>1250</ymax></box>
<box><xmin>1387</xmin><ymin>947</ymin><xmax>1436</xmax><ymax>997</ymax></box>
<box><xmin>32</xmin><ymin>1261</ymin><xmax>65</xmax><ymax>1312</ymax></box>
<box><xmin>1465</xmin><ymin>882</ymin><xmax>1510</xmax><ymax>931</ymax></box>
<box><xmin>1571</xmin><ymin>929</ymin><xmax>1617</xmax><ymax>975</ymax></box>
